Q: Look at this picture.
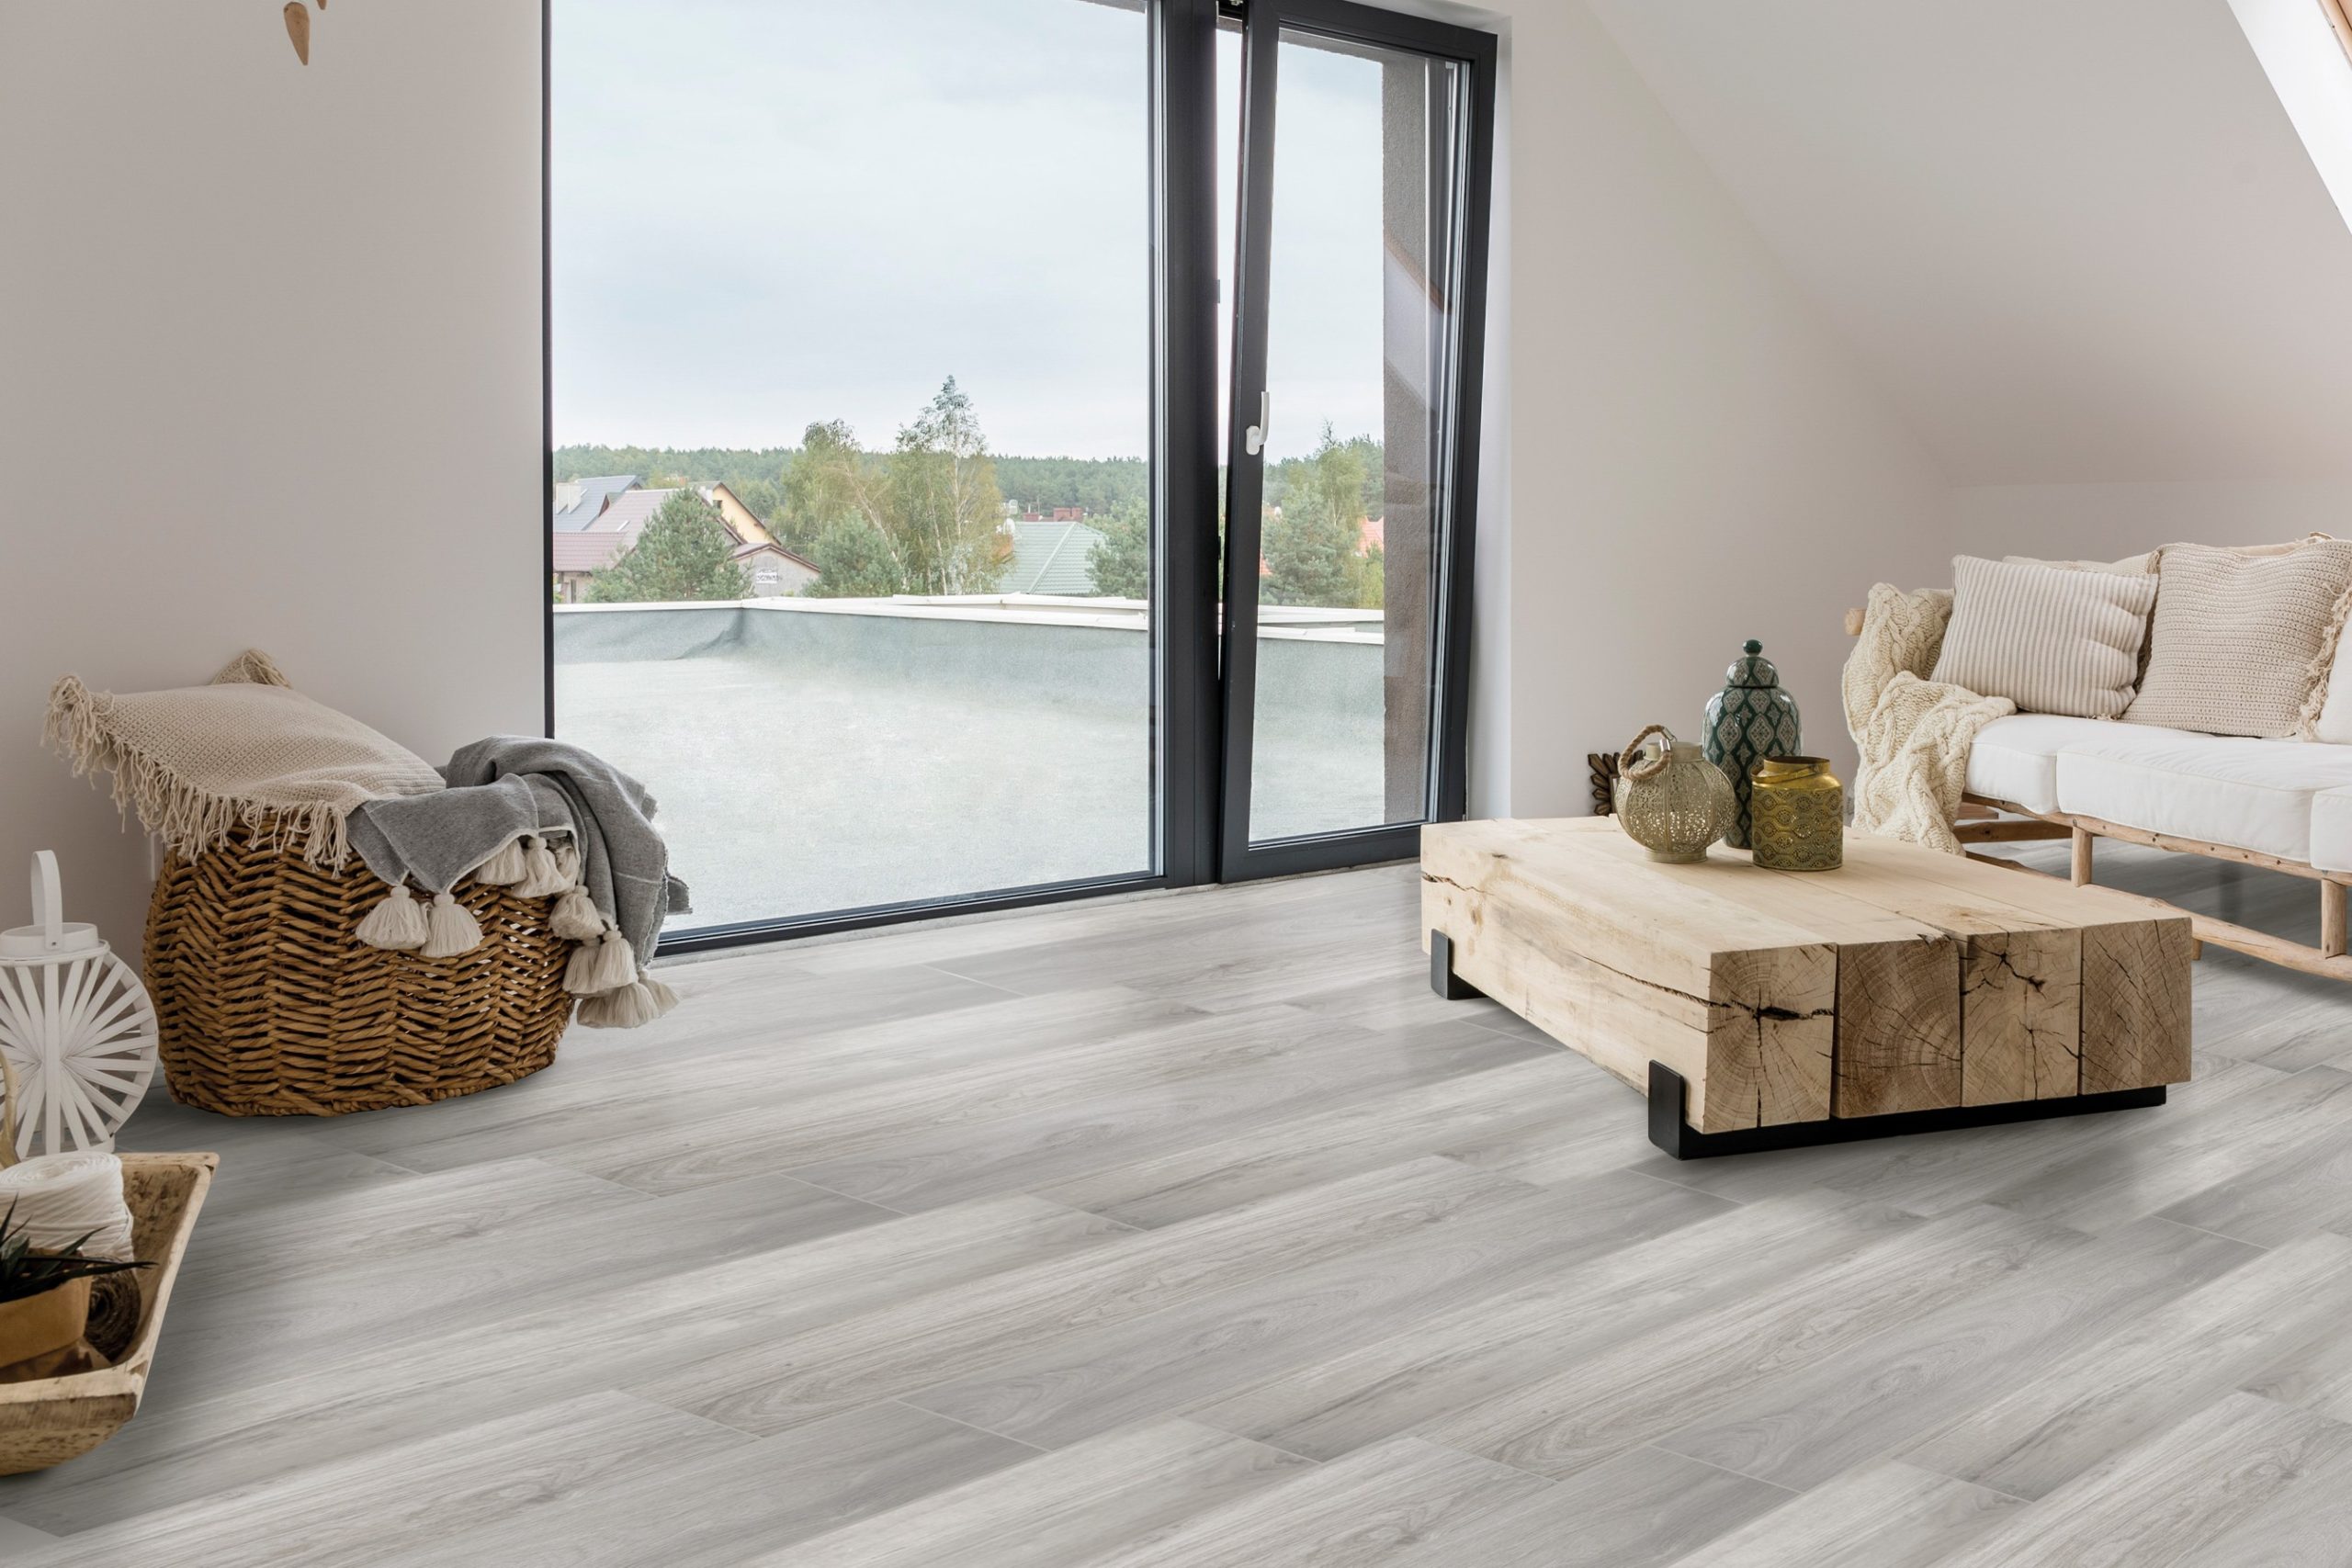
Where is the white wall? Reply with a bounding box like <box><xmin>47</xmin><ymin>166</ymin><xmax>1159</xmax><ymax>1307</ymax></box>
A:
<box><xmin>1577</xmin><ymin>0</ymin><xmax>2352</xmax><ymax>607</ymax></box>
<box><xmin>1486</xmin><ymin>0</ymin><xmax>1949</xmax><ymax>810</ymax></box>
<box><xmin>1583</xmin><ymin>0</ymin><xmax>2352</xmax><ymax>489</ymax></box>
<box><xmin>0</xmin><ymin>1</ymin><xmax>546</xmax><ymax>952</ymax></box>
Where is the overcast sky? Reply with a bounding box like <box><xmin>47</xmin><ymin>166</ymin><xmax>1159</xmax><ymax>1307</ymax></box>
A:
<box><xmin>552</xmin><ymin>0</ymin><xmax>1390</xmax><ymax>463</ymax></box>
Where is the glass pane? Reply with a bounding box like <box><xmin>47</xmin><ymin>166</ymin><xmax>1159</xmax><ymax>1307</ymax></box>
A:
<box><xmin>1247</xmin><ymin>30</ymin><xmax>1465</xmax><ymax>843</ymax></box>
<box><xmin>552</xmin><ymin>0</ymin><xmax>1154</xmax><ymax>930</ymax></box>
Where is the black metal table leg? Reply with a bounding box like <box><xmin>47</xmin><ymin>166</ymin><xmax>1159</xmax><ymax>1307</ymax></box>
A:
<box><xmin>1646</xmin><ymin>1061</ymin><xmax>2166</xmax><ymax>1159</ymax></box>
<box><xmin>1429</xmin><ymin>931</ymin><xmax>1484</xmax><ymax>1000</ymax></box>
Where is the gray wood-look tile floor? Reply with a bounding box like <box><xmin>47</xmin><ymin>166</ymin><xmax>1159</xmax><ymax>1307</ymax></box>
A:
<box><xmin>6</xmin><ymin>840</ymin><xmax>2351</xmax><ymax>1565</ymax></box>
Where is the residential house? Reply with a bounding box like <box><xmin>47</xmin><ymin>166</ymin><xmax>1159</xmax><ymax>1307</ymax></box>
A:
<box><xmin>551</xmin><ymin>473</ymin><xmax>638</xmax><ymax>530</ymax></box>
<box><xmin>552</xmin><ymin>484</ymin><xmax>817</xmax><ymax>601</ymax></box>
<box><xmin>733</xmin><ymin>538</ymin><xmax>820</xmax><ymax>596</ymax></box>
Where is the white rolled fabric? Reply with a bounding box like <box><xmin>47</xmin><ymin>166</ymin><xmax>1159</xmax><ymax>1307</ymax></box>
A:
<box><xmin>0</xmin><ymin>1152</ymin><xmax>134</xmax><ymax>1260</ymax></box>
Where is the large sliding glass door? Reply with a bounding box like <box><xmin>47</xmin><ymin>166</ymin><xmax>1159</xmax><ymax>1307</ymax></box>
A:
<box><xmin>547</xmin><ymin>0</ymin><xmax>1493</xmax><ymax>945</ymax></box>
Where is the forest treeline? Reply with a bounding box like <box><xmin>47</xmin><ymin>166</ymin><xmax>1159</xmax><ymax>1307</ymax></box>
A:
<box><xmin>558</xmin><ymin>383</ymin><xmax>1385</xmax><ymax>607</ymax></box>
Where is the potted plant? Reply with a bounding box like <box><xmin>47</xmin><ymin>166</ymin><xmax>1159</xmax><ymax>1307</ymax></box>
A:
<box><xmin>0</xmin><ymin>1203</ymin><xmax>148</xmax><ymax>1373</ymax></box>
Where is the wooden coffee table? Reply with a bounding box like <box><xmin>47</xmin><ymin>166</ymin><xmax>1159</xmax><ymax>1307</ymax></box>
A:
<box><xmin>1422</xmin><ymin>818</ymin><xmax>2191</xmax><ymax>1157</ymax></box>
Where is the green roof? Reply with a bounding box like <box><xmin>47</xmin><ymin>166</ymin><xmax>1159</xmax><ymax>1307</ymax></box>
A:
<box><xmin>1004</xmin><ymin>521</ymin><xmax>1107</xmax><ymax>595</ymax></box>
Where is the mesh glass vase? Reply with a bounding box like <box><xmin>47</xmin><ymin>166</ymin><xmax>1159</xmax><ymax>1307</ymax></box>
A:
<box><xmin>1611</xmin><ymin>726</ymin><xmax>1736</xmax><ymax>863</ymax></box>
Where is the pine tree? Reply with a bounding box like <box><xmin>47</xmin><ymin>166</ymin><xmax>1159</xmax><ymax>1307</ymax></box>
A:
<box><xmin>585</xmin><ymin>490</ymin><xmax>751</xmax><ymax>604</ymax></box>
<box><xmin>803</xmin><ymin>514</ymin><xmax>904</xmax><ymax>598</ymax></box>
<box><xmin>1085</xmin><ymin>497</ymin><xmax>1149</xmax><ymax>600</ymax></box>
<box><xmin>1263</xmin><ymin>424</ymin><xmax>1374</xmax><ymax>607</ymax></box>
<box><xmin>1262</xmin><ymin>488</ymin><xmax>1357</xmax><ymax>607</ymax></box>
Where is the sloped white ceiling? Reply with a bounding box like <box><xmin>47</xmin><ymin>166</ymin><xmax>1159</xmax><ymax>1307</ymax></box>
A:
<box><xmin>1583</xmin><ymin>0</ymin><xmax>2352</xmax><ymax>483</ymax></box>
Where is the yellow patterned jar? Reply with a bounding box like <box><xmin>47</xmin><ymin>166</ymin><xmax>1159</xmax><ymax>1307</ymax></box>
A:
<box><xmin>1748</xmin><ymin>755</ymin><xmax>1844</xmax><ymax>871</ymax></box>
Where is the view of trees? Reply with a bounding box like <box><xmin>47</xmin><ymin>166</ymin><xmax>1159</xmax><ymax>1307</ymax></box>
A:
<box><xmin>1086</xmin><ymin>496</ymin><xmax>1149</xmax><ymax>600</ymax></box>
<box><xmin>584</xmin><ymin>490</ymin><xmax>750</xmax><ymax>604</ymax></box>
<box><xmin>1265</xmin><ymin>424</ymin><xmax>1384</xmax><ymax>609</ymax></box>
<box><xmin>555</xmin><ymin>444</ymin><xmax>797</xmax><ymax>525</ymax></box>
<box><xmin>565</xmin><ymin>392</ymin><xmax>1385</xmax><ymax>610</ymax></box>
<box><xmin>556</xmin><ymin>442</ymin><xmax>1152</xmax><ymax>547</ymax></box>
<box><xmin>1262</xmin><ymin>432</ymin><xmax>1384</xmax><ymax>526</ymax></box>
<box><xmin>1082</xmin><ymin>428</ymin><xmax>1384</xmax><ymax>607</ymax></box>
<box><xmin>795</xmin><ymin>378</ymin><xmax>1010</xmax><ymax>597</ymax></box>
<box><xmin>995</xmin><ymin>456</ymin><xmax>1148</xmax><ymax>517</ymax></box>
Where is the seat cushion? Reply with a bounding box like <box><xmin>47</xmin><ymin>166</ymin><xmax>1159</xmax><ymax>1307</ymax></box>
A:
<box><xmin>1964</xmin><ymin>715</ymin><xmax>2121</xmax><ymax>815</ymax></box>
<box><xmin>2052</xmin><ymin>727</ymin><xmax>2352</xmax><ymax>864</ymax></box>
<box><xmin>2312</xmin><ymin>787</ymin><xmax>2352</xmax><ymax>874</ymax></box>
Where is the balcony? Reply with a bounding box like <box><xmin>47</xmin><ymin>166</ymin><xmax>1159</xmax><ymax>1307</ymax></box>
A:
<box><xmin>553</xmin><ymin>596</ymin><xmax>1391</xmax><ymax>929</ymax></box>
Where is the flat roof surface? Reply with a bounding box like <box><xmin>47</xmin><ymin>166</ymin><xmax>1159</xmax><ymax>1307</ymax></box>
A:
<box><xmin>556</xmin><ymin>651</ymin><xmax>1391</xmax><ymax>929</ymax></box>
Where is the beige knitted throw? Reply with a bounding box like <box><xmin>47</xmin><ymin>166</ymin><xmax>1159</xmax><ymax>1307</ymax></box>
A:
<box><xmin>44</xmin><ymin>650</ymin><xmax>444</xmax><ymax>867</ymax></box>
<box><xmin>1842</xmin><ymin>583</ymin><xmax>2015</xmax><ymax>855</ymax></box>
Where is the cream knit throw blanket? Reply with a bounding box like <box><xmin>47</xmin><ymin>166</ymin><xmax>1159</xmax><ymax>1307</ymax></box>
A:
<box><xmin>45</xmin><ymin>650</ymin><xmax>444</xmax><ymax>866</ymax></box>
<box><xmin>1841</xmin><ymin>583</ymin><xmax>2016</xmax><ymax>854</ymax></box>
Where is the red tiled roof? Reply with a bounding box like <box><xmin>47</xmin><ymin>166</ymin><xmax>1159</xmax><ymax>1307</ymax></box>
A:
<box><xmin>552</xmin><ymin>530</ymin><xmax>635</xmax><ymax>574</ymax></box>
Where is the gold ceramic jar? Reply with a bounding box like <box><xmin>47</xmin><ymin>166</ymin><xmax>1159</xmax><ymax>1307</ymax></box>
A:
<box><xmin>1748</xmin><ymin>755</ymin><xmax>1844</xmax><ymax>871</ymax></box>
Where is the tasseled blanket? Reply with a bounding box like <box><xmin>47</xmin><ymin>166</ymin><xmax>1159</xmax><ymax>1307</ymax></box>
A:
<box><xmin>347</xmin><ymin>738</ymin><xmax>690</xmax><ymax>1029</ymax></box>
<box><xmin>46</xmin><ymin>651</ymin><xmax>685</xmax><ymax>1030</ymax></box>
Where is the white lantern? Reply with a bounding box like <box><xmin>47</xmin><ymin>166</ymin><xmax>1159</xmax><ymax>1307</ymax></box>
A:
<box><xmin>0</xmin><ymin>852</ymin><xmax>158</xmax><ymax>1159</ymax></box>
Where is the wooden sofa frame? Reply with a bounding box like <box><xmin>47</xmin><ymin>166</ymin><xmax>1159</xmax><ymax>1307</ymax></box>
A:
<box><xmin>1841</xmin><ymin>606</ymin><xmax>2352</xmax><ymax>983</ymax></box>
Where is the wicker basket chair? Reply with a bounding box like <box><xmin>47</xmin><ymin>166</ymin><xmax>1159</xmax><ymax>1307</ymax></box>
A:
<box><xmin>142</xmin><ymin>821</ymin><xmax>573</xmax><ymax>1116</ymax></box>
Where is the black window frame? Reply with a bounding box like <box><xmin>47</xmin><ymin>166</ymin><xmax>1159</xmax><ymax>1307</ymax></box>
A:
<box><xmin>540</xmin><ymin>0</ymin><xmax>1497</xmax><ymax>952</ymax></box>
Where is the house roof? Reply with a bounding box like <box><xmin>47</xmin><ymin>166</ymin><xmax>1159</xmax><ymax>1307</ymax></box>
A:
<box><xmin>1004</xmin><ymin>521</ymin><xmax>1106</xmax><ymax>595</ymax></box>
<box><xmin>551</xmin><ymin>530</ymin><xmax>635</xmax><ymax>574</ymax></box>
<box><xmin>556</xmin><ymin>490</ymin><xmax>814</xmax><ymax>582</ymax></box>
<box><xmin>732</xmin><ymin>539</ymin><xmax>820</xmax><ymax>570</ymax></box>
<box><xmin>585</xmin><ymin>488</ymin><xmax>679</xmax><ymax>533</ymax></box>
<box><xmin>553</xmin><ymin>474</ymin><xmax>638</xmax><ymax>531</ymax></box>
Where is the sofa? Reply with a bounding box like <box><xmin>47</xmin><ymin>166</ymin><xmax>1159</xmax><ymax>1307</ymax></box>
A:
<box><xmin>1848</xmin><ymin>540</ymin><xmax>2352</xmax><ymax>982</ymax></box>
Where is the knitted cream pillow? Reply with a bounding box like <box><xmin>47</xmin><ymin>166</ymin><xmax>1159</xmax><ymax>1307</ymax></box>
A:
<box><xmin>1929</xmin><ymin>556</ymin><xmax>2159</xmax><ymax>719</ymax></box>
<box><xmin>2125</xmin><ymin>541</ymin><xmax>2352</xmax><ymax>739</ymax></box>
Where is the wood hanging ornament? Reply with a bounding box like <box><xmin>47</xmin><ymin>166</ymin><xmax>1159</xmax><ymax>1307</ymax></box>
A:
<box><xmin>285</xmin><ymin>2</ymin><xmax>311</xmax><ymax>64</ymax></box>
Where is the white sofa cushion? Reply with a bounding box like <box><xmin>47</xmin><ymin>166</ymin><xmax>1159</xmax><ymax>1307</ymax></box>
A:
<box><xmin>1963</xmin><ymin>714</ymin><xmax>2118</xmax><ymax>815</ymax></box>
<box><xmin>2052</xmin><ymin>726</ymin><xmax>2352</xmax><ymax>864</ymax></box>
<box><xmin>2310</xmin><ymin>787</ymin><xmax>2352</xmax><ymax>874</ymax></box>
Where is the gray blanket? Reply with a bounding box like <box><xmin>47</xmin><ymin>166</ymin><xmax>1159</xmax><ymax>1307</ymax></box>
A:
<box><xmin>348</xmin><ymin>736</ymin><xmax>687</xmax><ymax>963</ymax></box>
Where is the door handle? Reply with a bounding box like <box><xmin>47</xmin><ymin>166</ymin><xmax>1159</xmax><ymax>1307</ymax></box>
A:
<box><xmin>1244</xmin><ymin>390</ymin><xmax>1269</xmax><ymax>457</ymax></box>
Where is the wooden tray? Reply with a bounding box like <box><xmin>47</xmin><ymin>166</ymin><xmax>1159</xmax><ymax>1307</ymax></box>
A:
<box><xmin>0</xmin><ymin>1152</ymin><xmax>218</xmax><ymax>1475</ymax></box>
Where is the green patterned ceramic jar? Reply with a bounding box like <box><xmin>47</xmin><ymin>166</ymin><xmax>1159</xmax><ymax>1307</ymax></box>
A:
<box><xmin>1704</xmin><ymin>639</ymin><xmax>1802</xmax><ymax>849</ymax></box>
<box><xmin>1748</xmin><ymin>755</ymin><xmax>1844</xmax><ymax>871</ymax></box>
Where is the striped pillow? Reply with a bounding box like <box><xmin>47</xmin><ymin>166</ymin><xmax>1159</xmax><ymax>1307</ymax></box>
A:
<box><xmin>1929</xmin><ymin>556</ymin><xmax>2158</xmax><ymax>718</ymax></box>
